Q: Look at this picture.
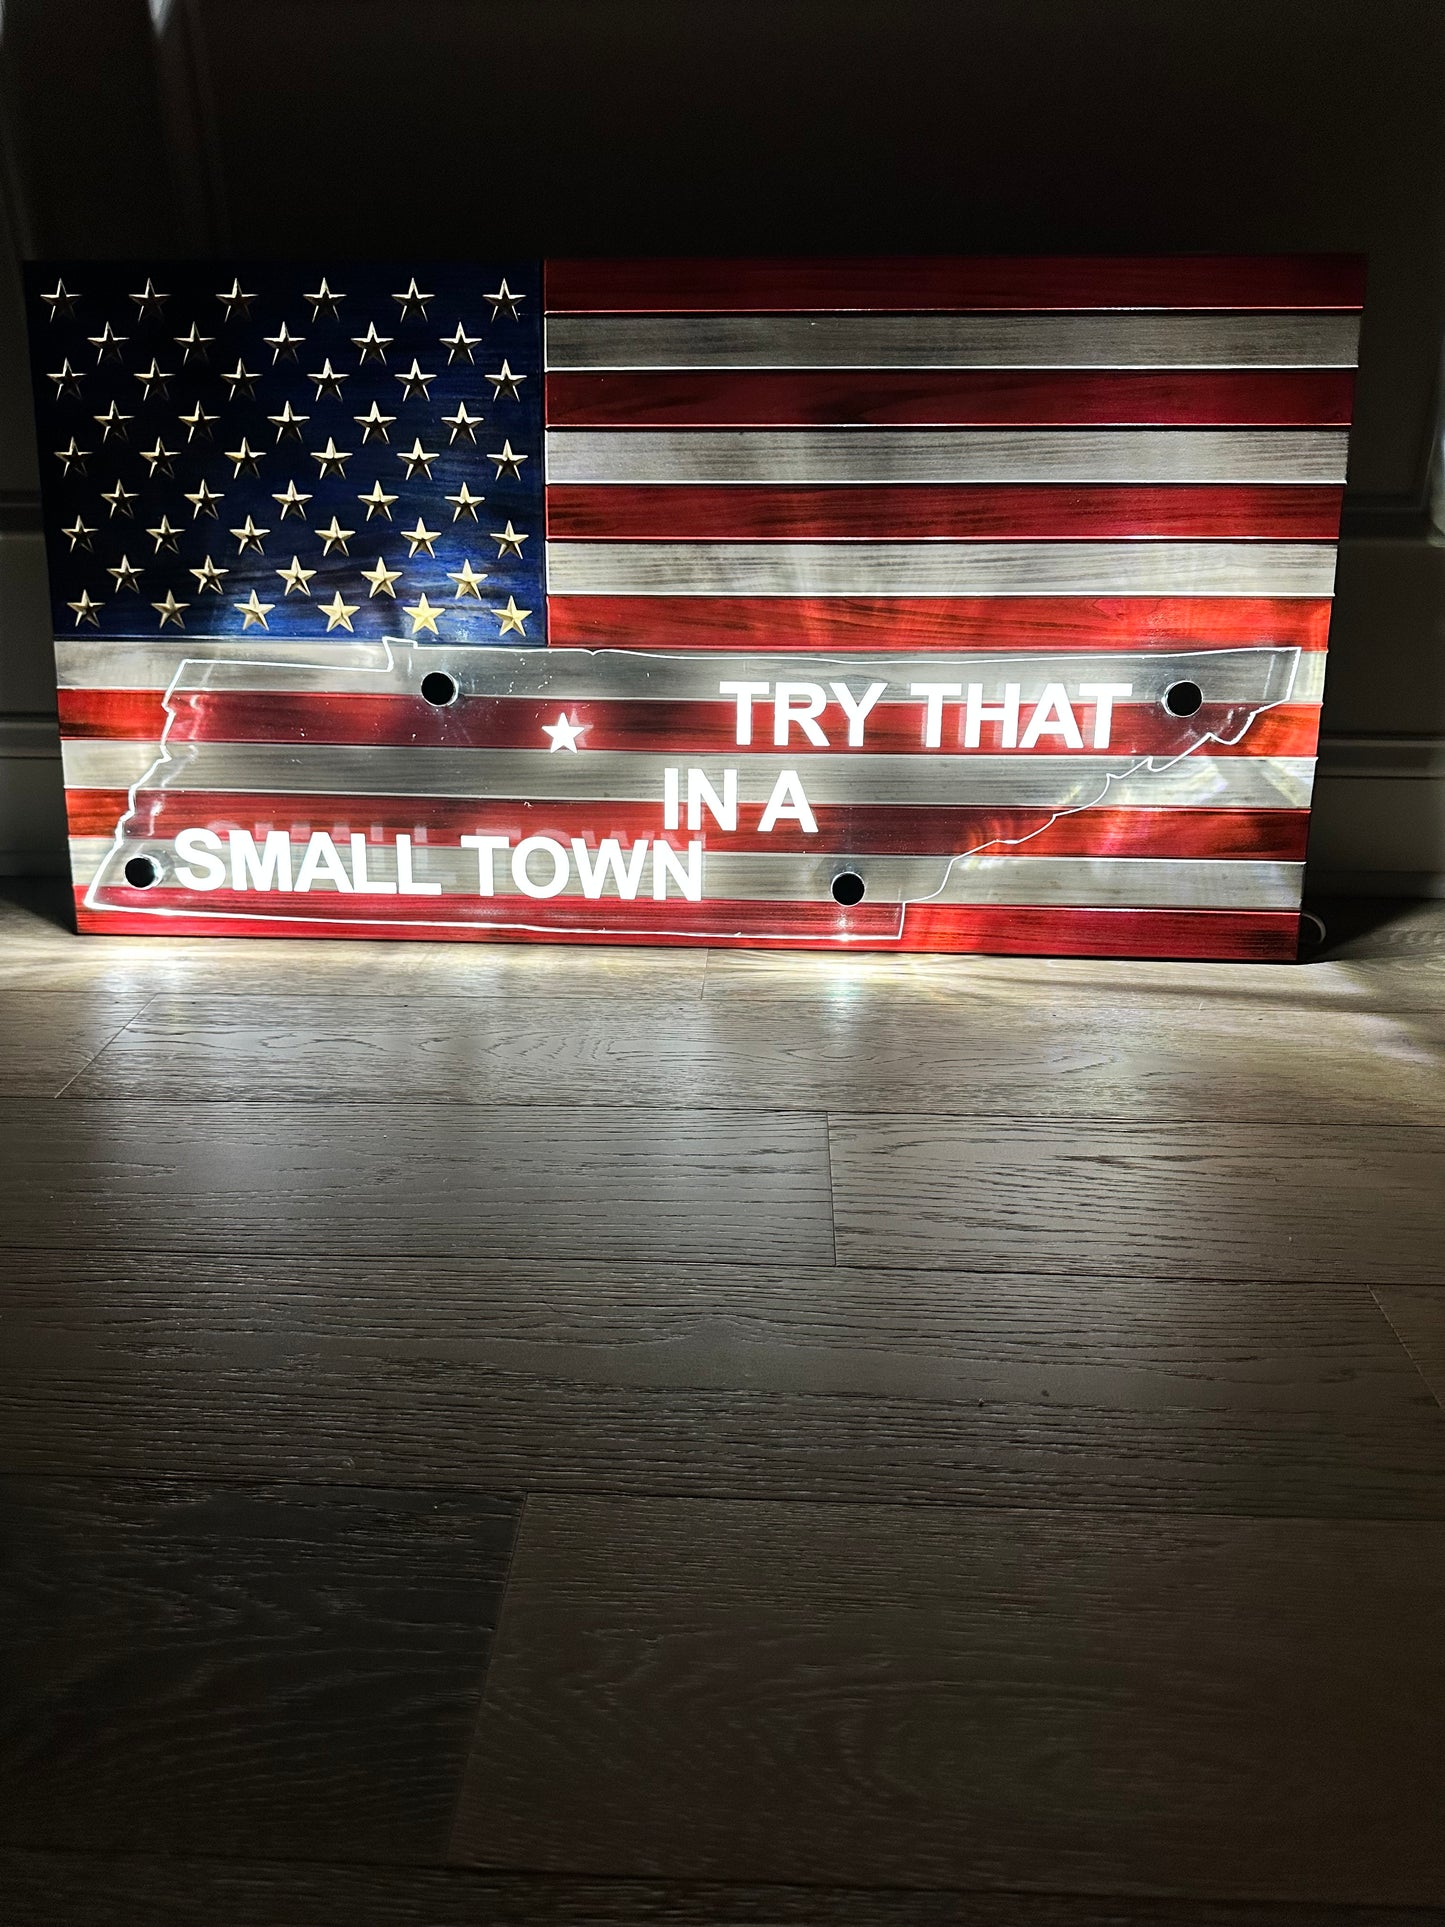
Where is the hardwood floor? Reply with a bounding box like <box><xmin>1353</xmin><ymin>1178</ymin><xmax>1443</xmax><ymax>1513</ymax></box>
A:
<box><xmin>4</xmin><ymin>1253</ymin><xmax>1443</xmax><ymax>1515</ymax></box>
<box><xmin>0</xmin><ymin>1479</ymin><xmax>518</xmax><ymax>1862</ymax></box>
<box><xmin>451</xmin><ymin>1497</ymin><xmax>1445</xmax><ymax>1903</ymax></box>
<box><xmin>1</xmin><ymin>878</ymin><xmax>1443</xmax><ymax>1924</ymax></box>
<box><xmin>61</xmin><ymin>987</ymin><xmax>1445</xmax><ymax>1123</ymax></box>
<box><xmin>828</xmin><ymin>1115</ymin><xmax>1445</xmax><ymax>1279</ymax></box>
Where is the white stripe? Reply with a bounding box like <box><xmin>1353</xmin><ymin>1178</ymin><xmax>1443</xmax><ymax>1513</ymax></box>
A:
<box><xmin>67</xmin><ymin>835</ymin><xmax>1302</xmax><ymax>912</ymax></box>
<box><xmin>544</xmin><ymin>313</ymin><xmax>1361</xmax><ymax>371</ymax></box>
<box><xmin>545</xmin><ymin>542</ymin><xmax>1337</xmax><ymax>598</ymax></box>
<box><xmin>545</xmin><ymin>428</ymin><xmax>1348</xmax><ymax>485</ymax></box>
<box><xmin>53</xmin><ymin>639</ymin><xmax>1318</xmax><ymax>704</ymax></box>
<box><xmin>59</xmin><ymin>740</ymin><xmax>1318</xmax><ymax>811</ymax></box>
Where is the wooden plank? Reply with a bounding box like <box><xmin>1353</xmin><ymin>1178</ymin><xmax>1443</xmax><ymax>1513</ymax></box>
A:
<box><xmin>62</xmin><ymin>845</ymin><xmax>1312</xmax><ymax>914</ymax></box>
<box><xmin>1375</xmin><ymin>1289</ymin><xmax>1445</xmax><ymax>1409</ymax></box>
<box><xmin>54</xmin><ymin>634</ymin><xmax>1332</xmax><ymax>699</ymax></box>
<box><xmin>542</xmin><ymin>313</ymin><xmax>1362</xmax><ymax>370</ymax></box>
<box><xmin>3</xmin><ymin>1850</ymin><xmax>1436</xmax><ymax>1927</ymax></box>
<box><xmin>449</xmin><ymin>1496</ymin><xmax>1445</xmax><ymax>1904</ymax></box>
<box><xmin>544</xmin><ymin>428</ymin><xmax>1349</xmax><ymax>485</ymax></box>
<box><xmin>64</xmin><ymin>990</ymin><xmax>1445</xmax><ymax>1126</ymax></box>
<box><xmin>59</xmin><ymin>740</ymin><xmax>1319</xmax><ymax>808</ymax></box>
<box><xmin>704</xmin><ymin>936</ymin><xmax>1445</xmax><ymax>1012</ymax></box>
<box><xmin>63</xmin><ymin>798</ymin><xmax>1320</xmax><ymax>864</ymax></box>
<box><xmin>65</xmin><ymin>900</ymin><xmax>1306</xmax><ymax>962</ymax></box>
<box><xmin>543</xmin><ymin>255</ymin><xmax>1369</xmax><ymax>314</ymax></box>
<box><xmin>0</xmin><ymin>1477</ymin><xmax>517</xmax><ymax>1861</ymax></box>
<box><xmin>0</xmin><ymin>880</ymin><xmax>707</xmax><ymax>997</ymax></box>
<box><xmin>544</xmin><ymin>481</ymin><xmax>1347</xmax><ymax>541</ymax></box>
<box><xmin>0</xmin><ymin>988</ymin><xmax>153</xmax><ymax>1095</ymax></box>
<box><xmin>545</xmin><ymin>538</ymin><xmax>1338</xmax><ymax>598</ymax></box>
<box><xmin>548</xmin><ymin>595</ymin><xmax>1337</xmax><ymax>653</ymax></box>
<box><xmin>0</xmin><ymin>1099</ymin><xmax>833</xmax><ymax>1264</ymax></box>
<box><xmin>3</xmin><ymin>1253</ymin><xmax>1443</xmax><ymax>1517</ymax></box>
<box><xmin>543</xmin><ymin>370</ymin><xmax>1359</xmax><ymax>429</ymax></box>
<box><xmin>828</xmin><ymin>1117</ymin><xmax>1445</xmax><ymax>1281</ymax></box>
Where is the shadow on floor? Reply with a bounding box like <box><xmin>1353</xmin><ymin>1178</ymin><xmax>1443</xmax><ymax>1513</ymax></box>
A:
<box><xmin>1304</xmin><ymin>894</ymin><xmax>1445</xmax><ymax>961</ymax></box>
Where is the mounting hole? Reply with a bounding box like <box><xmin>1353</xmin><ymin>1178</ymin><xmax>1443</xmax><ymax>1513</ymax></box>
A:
<box><xmin>123</xmin><ymin>854</ymin><xmax>160</xmax><ymax>889</ymax></box>
<box><xmin>1163</xmin><ymin>680</ymin><xmax>1204</xmax><ymax>718</ymax></box>
<box><xmin>831</xmin><ymin>871</ymin><xmax>866</xmax><ymax>906</ymax></box>
<box><xmin>420</xmin><ymin>670</ymin><xmax>459</xmax><ymax>707</ymax></box>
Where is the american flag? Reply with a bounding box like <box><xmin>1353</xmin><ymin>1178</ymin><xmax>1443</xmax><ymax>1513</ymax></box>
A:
<box><xmin>29</xmin><ymin>256</ymin><xmax>1361</xmax><ymax>959</ymax></box>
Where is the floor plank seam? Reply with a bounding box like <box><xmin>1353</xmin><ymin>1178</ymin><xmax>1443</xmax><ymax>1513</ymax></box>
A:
<box><xmin>443</xmin><ymin>1492</ymin><xmax>537</xmax><ymax>1866</ymax></box>
<box><xmin>9</xmin><ymin>1842</ymin><xmax>1439</xmax><ymax>1916</ymax></box>
<box><xmin>1370</xmin><ymin>1289</ymin><xmax>1445</xmax><ymax>1417</ymax></box>
<box><xmin>433</xmin><ymin>1492</ymin><xmax>531</xmax><ymax>1866</ymax></box>
<box><xmin>38</xmin><ymin>1084</ymin><xmax>1445</xmax><ymax>1128</ymax></box>
<box><xmin>45</xmin><ymin>991</ymin><xmax>165</xmax><ymax>1100</ymax></box>
<box><xmin>825</xmin><ymin>1108</ymin><xmax>1445</xmax><ymax>1133</ymax></box>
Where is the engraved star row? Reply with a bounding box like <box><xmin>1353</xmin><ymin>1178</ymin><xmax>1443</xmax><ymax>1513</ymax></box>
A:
<box><xmin>40</xmin><ymin>274</ymin><xmax>526</xmax><ymax>326</ymax></box>
<box><xmin>59</xmin><ymin>469</ymin><xmax>523</xmax><ymax>539</ymax></box>
<box><xmin>50</xmin><ymin>385</ymin><xmax>528</xmax><ymax>479</ymax></box>
<box><xmin>46</xmin><ymin>360</ymin><xmax>531</xmax><ymax>423</ymax></box>
<box><xmin>66</xmin><ymin>559</ymin><xmax>532</xmax><ymax>638</ymax></box>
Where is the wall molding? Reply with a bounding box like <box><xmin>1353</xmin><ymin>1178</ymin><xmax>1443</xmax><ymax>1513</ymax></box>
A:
<box><xmin>1316</xmin><ymin>734</ymin><xmax>1445</xmax><ymax>781</ymax></box>
<box><xmin>0</xmin><ymin>712</ymin><xmax>57</xmax><ymax>756</ymax></box>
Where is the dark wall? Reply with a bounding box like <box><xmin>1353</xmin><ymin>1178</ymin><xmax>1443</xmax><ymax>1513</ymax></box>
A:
<box><xmin>1</xmin><ymin>0</ymin><xmax>1442</xmax><ymax>501</ymax></box>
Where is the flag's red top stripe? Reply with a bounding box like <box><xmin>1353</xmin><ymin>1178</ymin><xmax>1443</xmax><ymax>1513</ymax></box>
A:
<box><xmin>544</xmin><ymin>256</ymin><xmax>1366</xmax><ymax>314</ymax></box>
<box><xmin>544</xmin><ymin>371</ymin><xmax>1357</xmax><ymax>429</ymax></box>
<box><xmin>547</xmin><ymin>595</ymin><xmax>1335</xmax><ymax>653</ymax></box>
<box><xmin>546</xmin><ymin>484</ymin><xmax>1344</xmax><ymax>544</ymax></box>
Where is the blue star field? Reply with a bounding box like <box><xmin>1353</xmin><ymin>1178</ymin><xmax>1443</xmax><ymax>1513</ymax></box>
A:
<box><xmin>26</xmin><ymin>261</ymin><xmax>547</xmax><ymax>645</ymax></box>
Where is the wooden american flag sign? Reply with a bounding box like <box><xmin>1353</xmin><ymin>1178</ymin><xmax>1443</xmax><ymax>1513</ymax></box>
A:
<box><xmin>26</xmin><ymin>256</ymin><xmax>1362</xmax><ymax>959</ymax></box>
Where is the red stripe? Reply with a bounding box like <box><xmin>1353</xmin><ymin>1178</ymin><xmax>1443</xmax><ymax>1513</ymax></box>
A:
<box><xmin>79</xmin><ymin>792</ymin><xmax>1312</xmax><ymax>862</ymax></box>
<box><xmin>59</xmin><ymin>690</ymin><xmax>1322</xmax><ymax>759</ymax></box>
<box><xmin>64</xmin><ymin>787</ymin><xmax>134</xmax><ymax>835</ymax></box>
<box><xmin>547</xmin><ymin>595</ymin><xmax>1336</xmax><ymax>653</ymax></box>
<box><xmin>544</xmin><ymin>256</ymin><xmax>1365</xmax><ymax>314</ymax></box>
<box><xmin>544</xmin><ymin>370</ymin><xmax>1357</xmax><ymax>428</ymax></box>
<box><xmin>60</xmin><ymin>689</ymin><xmax>163</xmax><ymax>737</ymax></box>
<box><xmin>74</xmin><ymin>886</ymin><xmax>1301</xmax><ymax>961</ymax></box>
<box><xmin>546</xmin><ymin>484</ymin><xmax>1345</xmax><ymax>543</ymax></box>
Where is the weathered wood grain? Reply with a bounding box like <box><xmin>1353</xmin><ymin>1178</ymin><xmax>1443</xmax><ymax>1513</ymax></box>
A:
<box><xmin>829</xmin><ymin>1115</ymin><xmax>1445</xmax><ymax>1280</ymax></box>
<box><xmin>0</xmin><ymin>883</ymin><xmax>707</xmax><ymax>998</ymax></box>
<box><xmin>451</xmin><ymin>1496</ymin><xmax>1445</xmax><ymax>1904</ymax></box>
<box><xmin>2</xmin><ymin>1253</ymin><xmax>1442</xmax><ymax>1516</ymax></box>
<box><xmin>3</xmin><ymin>872</ymin><xmax>1444</xmax><ymax>1914</ymax></box>
<box><xmin>63</xmin><ymin>987</ymin><xmax>1445</xmax><ymax>1122</ymax></box>
<box><xmin>4</xmin><ymin>1849</ymin><xmax>1438</xmax><ymax>1927</ymax></box>
<box><xmin>702</xmin><ymin>912</ymin><xmax>1445</xmax><ymax>1010</ymax></box>
<box><xmin>0</xmin><ymin>1100</ymin><xmax>832</xmax><ymax>1264</ymax></box>
<box><xmin>0</xmin><ymin>1478</ymin><xmax>517</xmax><ymax>1860</ymax></box>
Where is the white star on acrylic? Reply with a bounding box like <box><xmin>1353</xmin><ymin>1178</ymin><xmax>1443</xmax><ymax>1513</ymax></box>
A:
<box><xmin>542</xmin><ymin>712</ymin><xmax>586</xmax><ymax>753</ymax></box>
